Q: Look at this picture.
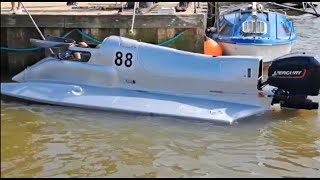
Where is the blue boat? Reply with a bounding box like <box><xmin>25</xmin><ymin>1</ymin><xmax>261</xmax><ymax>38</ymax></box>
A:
<box><xmin>207</xmin><ymin>2</ymin><xmax>297</xmax><ymax>63</ymax></box>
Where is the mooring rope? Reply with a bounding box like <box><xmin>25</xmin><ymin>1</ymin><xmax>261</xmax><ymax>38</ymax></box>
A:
<box><xmin>74</xmin><ymin>29</ymin><xmax>103</xmax><ymax>44</ymax></box>
<box><xmin>0</xmin><ymin>47</ymin><xmax>43</xmax><ymax>52</ymax></box>
<box><xmin>20</xmin><ymin>2</ymin><xmax>54</xmax><ymax>55</ymax></box>
<box><xmin>158</xmin><ymin>30</ymin><xmax>187</xmax><ymax>46</ymax></box>
<box><xmin>1</xmin><ymin>28</ymin><xmax>188</xmax><ymax>52</ymax></box>
<box><xmin>130</xmin><ymin>2</ymin><xmax>138</xmax><ymax>34</ymax></box>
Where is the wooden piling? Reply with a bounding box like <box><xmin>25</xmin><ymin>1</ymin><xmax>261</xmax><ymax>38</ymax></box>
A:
<box><xmin>207</xmin><ymin>2</ymin><xmax>216</xmax><ymax>28</ymax></box>
<box><xmin>6</xmin><ymin>28</ymin><xmax>45</xmax><ymax>75</ymax></box>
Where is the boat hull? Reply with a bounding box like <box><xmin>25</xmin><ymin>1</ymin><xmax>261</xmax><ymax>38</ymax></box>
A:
<box><xmin>0</xmin><ymin>36</ymin><xmax>274</xmax><ymax>124</ymax></box>
<box><xmin>0</xmin><ymin>82</ymin><xmax>272</xmax><ymax>124</ymax></box>
<box><xmin>218</xmin><ymin>42</ymin><xmax>293</xmax><ymax>63</ymax></box>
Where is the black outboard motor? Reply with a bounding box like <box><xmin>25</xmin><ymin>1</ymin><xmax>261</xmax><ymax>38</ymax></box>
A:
<box><xmin>266</xmin><ymin>54</ymin><xmax>320</xmax><ymax>110</ymax></box>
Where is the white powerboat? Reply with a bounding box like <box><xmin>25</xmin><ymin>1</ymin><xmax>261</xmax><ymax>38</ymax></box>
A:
<box><xmin>1</xmin><ymin>36</ymin><xmax>319</xmax><ymax>124</ymax></box>
<box><xmin>207</xmin><ymin>2</ymin><xmax>297</xmax><ymax>63</ymax></box>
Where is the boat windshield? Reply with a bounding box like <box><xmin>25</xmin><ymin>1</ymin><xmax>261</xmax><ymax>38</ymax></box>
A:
<box><xmin>58</xmin><ymin>48</ymin><xmax>92</xmax><ymax>62</ymax></box>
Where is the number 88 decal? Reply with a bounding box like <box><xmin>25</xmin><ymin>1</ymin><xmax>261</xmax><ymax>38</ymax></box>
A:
<box><xmin>115</xmin><ymin>51</ymin><xmax>132</xmax><ymax>67</ymax></box>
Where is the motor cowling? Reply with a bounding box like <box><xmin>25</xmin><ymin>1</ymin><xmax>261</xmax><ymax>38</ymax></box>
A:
<box><xmin>266</xmin><ymin>54</ymin><xmax>320</xmax><ymax>110</ymax></box>
<box><xmin>267</xmin><ymin>54</ymin><xmax>320</xmax><ymax>96</ymax></box>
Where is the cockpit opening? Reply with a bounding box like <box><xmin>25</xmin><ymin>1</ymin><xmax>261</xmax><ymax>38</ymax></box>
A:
<box><xmin>57</xmin><ymin>41</ymin><xmax>100</xmax><ymax>62</ymax></box>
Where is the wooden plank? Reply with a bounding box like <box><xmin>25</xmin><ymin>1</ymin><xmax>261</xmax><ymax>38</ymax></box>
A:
<box><xmin>175</xmin><ymin>28</ymin><xmax>197</xmax><ymax>52</ymax></box>
<box><xmin>119</xmin><ymin>28</ymin><xmax>127</xmax><ymax>37</ymax></box>
<box><xmin>81</xmin><ymin>28</ymin><xmax>120</xmax><ymax>44</ymax></box>
<box><xmin>6</xmin><ymin>27</ymin><xmax>45</xmax><ymax>75</ymax></box>
<box><xmin>63</xmin><ymin>14</ymin><xmax>205</xmax><ymax>28</ymax></box>
<box><xmin>195</xmin><ymin>28</ymin><xmax>204</xmax><ymax>53</ymax></box>
<box><xmin>118</xmin><ymin>28</ymin><xmax>158</xmax><ymax>44</ymax></box>
<box><xmin>1</xmin><ymin>27</ymin><xmax>8</xmax><ymax>75</ymax></box>
<box><xmin>1</xmin><ymin>14</ymin><xmax>205</xmax><ymax>28</ymax></box>
<box><xmin>1</xmin><ymin>15</ymin><xmax>65</xmax><ymax>28</ymax></box>
<box><xmin>157</xmin><ymin>28</ymin><xmax>175</xmax><ymax>44</ymax></box>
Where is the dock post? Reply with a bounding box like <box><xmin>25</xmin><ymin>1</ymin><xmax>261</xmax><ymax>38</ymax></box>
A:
<box><xmin>6</xmin><ymin>28</ymin><xmax>45</xmax><ymax>76</ymax></box>
<box><xmin>207</xmin><ymin>2</ymin><xmax>216</xmax><ymax>28</ymax></box>
<box><xmin>1</xmin><ymin>27</ymin><xmax>8</xmax><ymax>76</ymax></box>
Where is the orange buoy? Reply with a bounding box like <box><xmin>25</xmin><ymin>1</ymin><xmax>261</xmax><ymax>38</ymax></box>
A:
<box><xmin>204</xmin><ymin>37</ymin><xmax>222</xmax><ymax>56</ymax></box>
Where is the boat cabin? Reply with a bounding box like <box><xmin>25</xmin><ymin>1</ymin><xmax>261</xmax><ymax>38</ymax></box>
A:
<box><xmin>209</xmin><ymin>7</ymin><xmax>297</xmax><ymax>45</ymax></box>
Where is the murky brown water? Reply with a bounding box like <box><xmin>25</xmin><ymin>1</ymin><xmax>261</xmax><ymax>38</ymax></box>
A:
<box><xmin>1</xmin><ymin>8</ymin><xmax>320</xmax><ymax>178</ymax></box>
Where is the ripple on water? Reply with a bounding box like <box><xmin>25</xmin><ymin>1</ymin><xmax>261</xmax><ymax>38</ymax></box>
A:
<box><xmin>1</xmin><ymin>96</ymin><xmax>320</xmax><ymax>178</ymax></box>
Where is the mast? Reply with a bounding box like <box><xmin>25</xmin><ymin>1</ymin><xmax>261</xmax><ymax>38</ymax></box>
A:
<box><xmin>215</xmin><ymin>2</ymin><xmax>219</xmax><ymax>31</ymax></box>
<box><xmin>252</xmin><ymin>2</ymin><xmax>257</xmax><ymax>17</ymax></box>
